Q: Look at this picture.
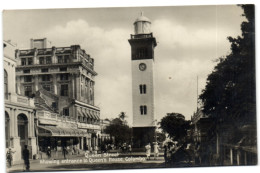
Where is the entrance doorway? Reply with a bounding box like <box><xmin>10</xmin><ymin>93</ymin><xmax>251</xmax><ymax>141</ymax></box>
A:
<box><xmin>17</xmin><ymin>113</ymin><xmax>28</xmax><ymax>158</ymax></box>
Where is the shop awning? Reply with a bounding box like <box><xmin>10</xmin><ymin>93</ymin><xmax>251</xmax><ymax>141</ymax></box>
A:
<box><xmin>82</xmin><ymin>110</ymin><xmax>90</xmax><ymax>119</ymax></box>
<box><xmin>85</xmin><ymin>109</ymin><xmax>95</xmax><ymax>119</ymax></box>
<box><xmin>77</xmin><ymin>109</ymin><xmax>83</xmax><ymax>117</ymax></box>
<box><xmin>89</xmin><ymin>111</ymin><xmax>99</xmax><ymax>120</ymax></box>
<box><xmin>38</xmin><ymin>125</ymin><xmax>88</xmax><ymax>137</ymax></box>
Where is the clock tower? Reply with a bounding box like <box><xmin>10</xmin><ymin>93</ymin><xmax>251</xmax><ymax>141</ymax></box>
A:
<box><xmin>128</xmin><ymin>13</ymin><xmax>157</xmax><ymax>147</ymax></box>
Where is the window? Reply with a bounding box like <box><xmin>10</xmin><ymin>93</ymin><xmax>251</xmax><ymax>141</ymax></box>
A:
<box><xmin>46</xmin><ymin>56</ymin><xmax>52</xmax><ymax>64</ymax></box>
<box><xmin>24</xmin><ymin>85</ymin><xmax>32</xmax><ymax>97</ymax></box>
<box><xmin>63</xmin><ymin>108</ymin><xmax>69</xmax><ymax>116</ymax></box>
<box><xmin>135</xmin><ymin>48</ymin><xmax>148</xmax><ymax>59</ymax></box>
<box><xmin>21</xmin><ymin>58</ymin><xmax>27</xmax><ymax>65</ymax></box>
<box><xmin>42</xmin><ymin>84</ymin><xmax>51</xmax><ymax>91</ymax></box>
<box><xmin>60</xmin><ymin>67</ymin><xmax>67</xmax><ymax>72</ymax></box>
<box><xmin>28</xmin><ymin>58</ymin><xmax>33</xmax><ymax>65</ymax></box>
<box><xmin>81</xmin><ymin>85</ymin><xmax>84</xmax><ymax>97</ymax></box>
<box><xmin>60</xmin><ymin>84</ymin><xmax>68</xmax><ymax>96</ymax></box>
<box><xmin>42</xmin><ymin>75</ymin><xmax>51</xmax><ymax>81</ymax></box>
<box><xmin>64</xmin><ymin>55</ymin><xmax>69</xmax><ymax>63</ymax></box>
<box><xmin>60</xmin><ymin>74</ymin><xmax>69</xmax><ymax>81</ymax></box>
<box><xmin>41</xmin><ymin>68</ymin><xmax>48</xmax><ymax>72</ymax></box>
<box><xmin>90</xmin><ymin>90</ymin><xmax>93</xmax><ymax>101</ymax></box>
<box><xmin>52</xmin><ymin>102</ymin><xmax>57</xmax><ymax>109</ymax></box>
<box><xmin>58</xmin><ymin>56</ymin><xmax>63</xmax><ymax>63</ymax></box>
<box><xmin>140</xmin><ymin>105</ymin><xmax>147</xmax><ymax>115</ymax></box>
<box><xmin>24</xmin><ymin>76</ymin><xmax>32</xmax><ymax>82</ymax></box>
<box><xmin>4</xmin><ymin>70</ymin><xmax>8</xmax><ymax>99</ymax></box>
<box><xmin>23</xmin><ymin>69</ymin><xmax>30</xmax><ymax>73</ymax></box>
<box><xmin>39</xmin><ymin>57</ymin><xmax>45</xmax><ymax>64</ymax></box>
<box><xmin>139</xmin><ymin>84</ymin><xmax>147</xmax><ymax>94</ymax></box>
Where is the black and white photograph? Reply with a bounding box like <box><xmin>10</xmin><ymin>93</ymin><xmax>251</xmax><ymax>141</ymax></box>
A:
<box><xmin>1</xmin><ymin>1</ymin><xmax>258</xmax><ymax>173</ymax></box>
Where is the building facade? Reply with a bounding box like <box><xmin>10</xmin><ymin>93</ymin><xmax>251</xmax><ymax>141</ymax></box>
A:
<box><xmin>4</xmin><ymin>40</ymin><xmax>37</xmax><ymax>162</ymax></box>
<box><xmin>15</xmin><ymin>39</ymin><xmax>101</xmax><ymax>155</ymax></box>
<box><xmin>129</xmin><ymin>13</ymin><xmax>157</xmax><ymax>147</ymax></box>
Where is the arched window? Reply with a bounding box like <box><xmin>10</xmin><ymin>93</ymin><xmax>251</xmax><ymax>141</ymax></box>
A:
<box><xmin>140</xmin><ymin>105</ymin><xmax>147</xmax><ymax>115</ymax></box>
<box><xmin>4</xmin><ymin>70</ymin><xmax>8</xmax><ymax>99</ymax></box>
<box><xmin>139</xmin><ymin>84</ymin><xmax>147</xmax><ymax>94</ymax></box>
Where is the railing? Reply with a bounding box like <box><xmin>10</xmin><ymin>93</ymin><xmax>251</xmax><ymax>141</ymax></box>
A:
<box><xmin>17</xmin><ymin>96</ymin><xmax>28</xmax><ymax>104</ymax></box>
<box><xmin>130</xmin><ymin>33</ymin><xmax>153</xmax><ymax>39</ymax></box>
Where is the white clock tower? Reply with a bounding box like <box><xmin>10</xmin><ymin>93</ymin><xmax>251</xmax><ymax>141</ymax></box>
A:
<box><xmin>128</xmin><ymin>13</ymin><xmax>157</xmax><ymax>147</ymax></box>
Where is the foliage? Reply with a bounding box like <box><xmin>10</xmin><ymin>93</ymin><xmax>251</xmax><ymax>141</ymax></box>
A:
<box><xmin>159</xmin><ymin>113</ymin><xmax>191</xmax><ymax>142</ymax></box>
<box><xmin>104</xmin><ymin>114</ymin><xmax>132</xmax><ymax>146</ymax></box>
<box><xmin>156</xmin><ymin>131</ymin><xmax>166</xmax><ymax>142</ymax></box>
<box><xmin>199</xmin><ymin>5</ymin><xmax>255</xmax><ymax>127</ymax></box>
<box><xmin>118</xmin><ymin>112</ymin><xmax>127</xmax><ymax>121</ymax></box>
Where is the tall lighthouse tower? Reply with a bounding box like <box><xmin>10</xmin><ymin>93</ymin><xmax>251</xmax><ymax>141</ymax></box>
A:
<box><xmin>128</xmin><ymin>13</ymin><xmax>157</xmax><ymax>147</ymax></box>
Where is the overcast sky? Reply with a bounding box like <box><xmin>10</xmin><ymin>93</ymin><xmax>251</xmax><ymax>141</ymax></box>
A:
<box><xmin>3</xmin><ymin>5</ymin><xmax>245</xmax><ymax>125</ymax></box>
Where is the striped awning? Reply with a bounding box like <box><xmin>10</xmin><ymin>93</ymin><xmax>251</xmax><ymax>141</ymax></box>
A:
<box><xmin>85</xmin><ymin>109</ymin><xmax>95</xmax><ymax>119</ymax></box>
<box><xmin>38</xmin><ymin>125</ymin><xmax>88</xmax><ymax>137</ymax></box>
<box><xmin>77</xmin><ymin>109</ymin><xmax>83</xmax><ymax>117</ymax></box>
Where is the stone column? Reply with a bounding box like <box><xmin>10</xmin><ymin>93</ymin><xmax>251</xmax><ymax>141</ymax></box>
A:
<box><xmin>53</xmin><ymin>74</ymin><xmax>58</xmax><ymax>95</ymax></box>
<box><xmin>35</xmin><ymin>75</ymin><xmax>39</xmax><ymax>91</ymax></box>
<box><xmin>13</xmin><ymin>109</ymin><xmax>18</xmax><ymax>137</ymax></box>
<box><xmin>12</xmin><ymin>108</ymin><xmax>22</xmax><ymax>161</ymax></box>
<box><xmin>75</xmin><ymin>73</ymin><xmax>80</xmax><ymax>100</ymax></box>
<box><xmin>81</xmin><ymin>137</ymin><xmax>84</xmax><ymax>150</ymax></box>
<box><xmin>9</xmin><ymin>108</ymin><xmax>14</xmax><ymax>137</ymax></box>
<box><xmin>244</xmin><ymin>151</ymin><xmax>247</xmax><ymax>165</ymax></box>
<box><xmin>16</xmin><ymin>77</ymin><xmax>21</xmax><ymax>95</ymax></box>
<box><xmin>28</xmin><ymin>111</ymin><xmax>31</xmax><ymax>137</ymax></box>
<box><xmin>230</xmin><ymin>148</ymin><xmax>233</xmax><ymax>165</ymax></box>
<box><xmin>237</xmin><ymin>150</ymin><xmax>240</xmax><ymax>165</ymax></box>
<box><xmin>71</xmin><ymin>73</ymin><xmax>75</xmax><ymax>99</ymax></box>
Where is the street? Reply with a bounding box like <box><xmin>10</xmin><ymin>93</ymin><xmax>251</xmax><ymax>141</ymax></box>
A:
<box><xmin>7</xmin><ymin>152</ymin><xmax>166</xmax><ymax>172</ymax></box>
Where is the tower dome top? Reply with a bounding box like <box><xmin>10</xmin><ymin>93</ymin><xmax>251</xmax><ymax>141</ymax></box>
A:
<box><xmin>134</xmin><ymin>12</ymin><xmax>151</xmax><ymax>24</ymax></box>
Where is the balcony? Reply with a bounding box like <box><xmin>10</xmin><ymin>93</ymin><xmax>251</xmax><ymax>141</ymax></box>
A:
<box><xmin>37</xmin><ymin>110</ymin><xmax>100</xmax><ymax>130</ymax></box>
<box><xmin>130</xmin><ymin>33</ymin><xmax>153</xmax><ymax>39</ymax></box>
<box><xmin>5</xmin><ymin>93</ymin><xmax>34</xmax><ymax>107</ymax></box>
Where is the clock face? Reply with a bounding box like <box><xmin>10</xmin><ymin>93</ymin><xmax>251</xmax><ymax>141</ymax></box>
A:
<box><xmin>139</xmin><ymin>63</ymin><xmax>147</xmax><ymax>71</ymax></box>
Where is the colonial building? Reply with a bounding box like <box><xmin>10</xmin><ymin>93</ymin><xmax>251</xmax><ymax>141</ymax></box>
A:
<box><xmin>15</xmin><ymin>39</ymin><xmax>101</xmax><ymax>154</ymax></box>
<box><xmin>129</xmin><ymin>13</ymin><xmax>157</xmax><ymax>147</ymax></box>
<box><xmin>4</xmin><ymin>40</ymin><xmax>37</xmax><ymax>162</ymax></box>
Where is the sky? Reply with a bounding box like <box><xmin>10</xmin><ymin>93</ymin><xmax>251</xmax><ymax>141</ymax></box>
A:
<box><xmin>3</xmin><ymin>5</ymin><xmax>246</xmax><ymax>125</ymax></box>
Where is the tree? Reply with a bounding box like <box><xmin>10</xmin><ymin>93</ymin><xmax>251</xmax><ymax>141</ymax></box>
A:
<box><xmin>104</xmin><ymin>117</ymin><xmax>132</xmax><ymax>146</ymax></box>
<box><xmin>118</xmin><ymin>112</ymin><xmax>127</xmax><ymax>121</ymax></box>
<box><xmin>199</xmin><ymin>5</ymin><xmax>255</xmax><ymax>127</ymax></box>
<box><xmin>159</xmin><ymin>113</ymin><xmax>191</xmax><ymax>142</ymax></box>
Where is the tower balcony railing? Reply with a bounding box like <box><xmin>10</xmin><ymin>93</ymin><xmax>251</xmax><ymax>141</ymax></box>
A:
<box><xmin>130</xmin><ymin>33</ymin><xmax>153</xmax><ymax>39</ymax></box>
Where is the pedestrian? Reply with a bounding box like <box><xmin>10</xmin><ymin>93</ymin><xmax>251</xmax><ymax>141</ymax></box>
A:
<box><xmin>22</xmin><ymin>145</ymin><xmax>30</xmax><ymax>171</ymax></box>
<box><xmin>163</xmin><ymin>145</ymin><xmax>168</xmax><ymax>165</ymax></box>
<box><xmin>6</xmin><ymin>148</ymin><xmax>15</xmax><ymax>167</ymax></box>
<box><xmin>128</xmin><ymin>144</ymin><xmax>132</xmax><ymax>154</ymax></box>
<box><xmin>194</xmin><ymin>142</ymin><xmax>201</xmax><ymax>166</ymax></box>
<box><xmin>153</xmin><ymin>142</ymin><xmax>159</xmax><ymax>160</ymax></box>
<box><xmin>94</xmin><ymin>145</ymin><xmax>98</xmax><ymax>154</ymax></box>
<box><xmin>46</xmin><ymin>146</ymin><xmax>51</xmax><ymax>159</ymax></box>
<box><xmin>85</xmin><ymin>145</ymin><xmax>89</xmax><ymax>154</ymax></box>
<box><xmin>62</xmin><ymin>146</ymin><xmax>67</xmax><ymax>159</ymax></box>
<box><xmin>145</xmin><ymin>143</ymin><xmax>151</xmax><ymax>160</ymax></box>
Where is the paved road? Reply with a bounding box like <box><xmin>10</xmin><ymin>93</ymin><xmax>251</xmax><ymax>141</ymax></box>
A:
<box><xmin>7</xmin><ymin>152</ymin><xmax>166</xmax><ymax>172</ymax></box>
